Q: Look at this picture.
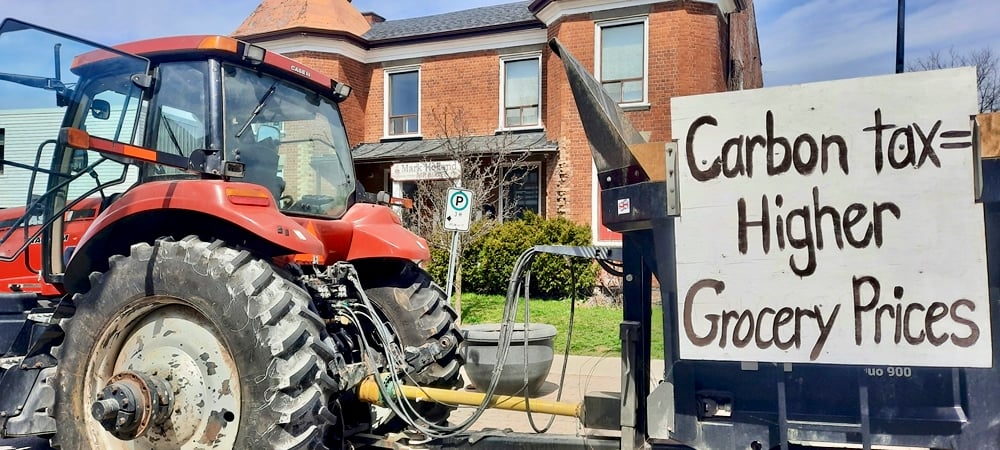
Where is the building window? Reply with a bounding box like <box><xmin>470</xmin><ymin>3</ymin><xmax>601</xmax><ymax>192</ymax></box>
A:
<box><xmin>597</xmin><ymin>18</ymin><xmax>647</xmax><ymax>104</ymax></box>
<box><xmin>500</xmin><ymin>163</ymin><xmax>541</xmax><ymax>220</ymax></box>
<box><xmin>500</xmin><ymin>56</ymin><xmax>541</xmax><ymax>129</ymax></box>
<box><xmin>385</xmin><ymin>68</ymin><xmax>420</xmax><ymax>136</ymax></box>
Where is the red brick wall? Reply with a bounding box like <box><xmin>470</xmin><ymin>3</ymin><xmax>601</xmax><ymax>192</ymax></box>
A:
<box><xmin>365</xmin><ymin>51</ymin><xmax>505</xmax><ymax>141</ymax></box>
<box><xmin>422</xmin><ymin>52</ymin><xmax>501</xmax><ymax>138</ymax></box>
<box><xmin>728</xmin><ymin>0</ymin><xmax>764</xmax><ymax>89</ymax></box>
<box><xmin>365</xmin><ymin>66</ymin><xmax>385</xmax><ymax>143</ymax></box>
<box><xmin>543</xmin><ymin>15</ymin><xmax>592</xmax><ymax>223</ymax></box>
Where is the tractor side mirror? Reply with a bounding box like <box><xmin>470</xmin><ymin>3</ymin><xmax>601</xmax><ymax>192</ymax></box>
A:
<box><xmin>90</xmin><ymin>99</ymin><xmax>111</xmax><ymax>120</ymax></box>
<box><xmin>69</xmin><ymin>149</ymin><xmax>88</xmax><ymax>173</ymax></box>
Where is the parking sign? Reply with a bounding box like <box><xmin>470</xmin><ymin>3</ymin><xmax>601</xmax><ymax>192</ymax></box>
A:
<box><xmin>444</xmin><ymin>188</ymin><xmax>473</xmax><ymax>232</ymax></box>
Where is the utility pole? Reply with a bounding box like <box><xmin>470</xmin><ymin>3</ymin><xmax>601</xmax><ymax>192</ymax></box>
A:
<box><xmin>896</xmin><ymin>0</ymin><xmax>905</xmax><ymax>73</ymax></box>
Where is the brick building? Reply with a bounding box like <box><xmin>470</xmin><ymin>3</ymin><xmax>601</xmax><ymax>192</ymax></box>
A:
<box><xmin>234</xmin><ymin>0</ymin><xmax>761</xmax><ymax>242</ymax></box>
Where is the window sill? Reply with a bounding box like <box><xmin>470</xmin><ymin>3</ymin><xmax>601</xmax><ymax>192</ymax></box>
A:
<box><xmin>380</xmin><ymin>134</ymin><xmax>423</xmax><ymax>142</ymax></box>
<box><xmin>495</xmin><ymin>125</ymin><xmax>544</xmax><ymax>134</ymax></box>
<box><xmin>619</xmin><ymin>102</ymin><xmax>651</xmax><ymax>112</ymax></box>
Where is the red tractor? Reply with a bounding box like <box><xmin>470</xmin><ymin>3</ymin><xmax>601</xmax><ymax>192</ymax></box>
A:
<box><xmin>0</xmin><ymin>19</ymin><xmax>462</xmax><ymax>448</ymax></box>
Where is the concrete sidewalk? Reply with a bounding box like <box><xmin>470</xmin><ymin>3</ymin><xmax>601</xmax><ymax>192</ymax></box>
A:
<box><xmin>449</xmin><ymin>355</ymin><xmax>665</xmax><ymax>436</ymax></box>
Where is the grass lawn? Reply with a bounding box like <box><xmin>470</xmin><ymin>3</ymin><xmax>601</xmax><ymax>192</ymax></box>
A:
<box><xmin>455</xmin><ymin>293</ymin><xmax>665</xmax><ymax>358</ymax></box>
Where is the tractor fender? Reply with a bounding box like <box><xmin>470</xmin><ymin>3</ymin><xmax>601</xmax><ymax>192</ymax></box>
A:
<box><xmin>342</xmin><ymin>204</ymin><xmax>431</xmax><ymax>263</ymax></box>
<box><xmin>63</xmin><ymin>180</ymin><xmax>324</xmax><ymax>293</ymax></box>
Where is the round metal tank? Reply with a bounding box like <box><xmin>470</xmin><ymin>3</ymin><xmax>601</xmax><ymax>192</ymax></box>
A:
<box><xmin>461</xmin><ymin>323</ymin><xmax>557</xmax><ymax>396</ymax></box>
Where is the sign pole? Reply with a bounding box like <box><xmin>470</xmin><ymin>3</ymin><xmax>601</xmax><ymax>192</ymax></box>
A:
<box><xmin>445</xmin><ymin>230</ymin><xmax>460</xmax><ymax>315</ymax></box>
<box><xmin>443</xmin><ymin>187</ymin><xmax>474</xmax><ymax>323</ymax></box>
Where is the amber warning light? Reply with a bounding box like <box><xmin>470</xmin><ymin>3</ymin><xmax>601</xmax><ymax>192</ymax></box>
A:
<box><xmin>225</xmin><ymin>187</ymin><xmax>272</xmax><ymax>207</ymax></box>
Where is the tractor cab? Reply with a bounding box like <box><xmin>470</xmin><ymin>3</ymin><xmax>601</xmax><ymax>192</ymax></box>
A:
<box><xmin>0</xmin><ymin>18</ymin><xmax>457</xmax><ymax>449</ymax></box>
<box><xmin>0</xmin><ymin>19</ymin><xmax>359</xmax><ymax>291</ymax></box>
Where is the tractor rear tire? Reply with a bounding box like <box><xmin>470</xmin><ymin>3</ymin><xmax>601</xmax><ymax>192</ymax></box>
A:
<box><xmin>51</xmin><ymin>236</ymin><xmax>338</xmax><ymax>449</ymax></box>
<box><xmin>357</xmin><ymin>260</ymin><xmax>464</xmax><ymax>428</ymax></box>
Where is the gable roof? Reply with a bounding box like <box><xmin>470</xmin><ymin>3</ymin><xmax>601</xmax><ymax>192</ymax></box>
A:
<box><xmin>363</xmin><ymin>2</ymin><xmax>540</xmax><ymax>44</ymax></box>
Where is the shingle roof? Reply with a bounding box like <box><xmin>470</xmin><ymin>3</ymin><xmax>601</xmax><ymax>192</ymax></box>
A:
<box><xmin>352</xmin><ymin>131</ymin><xmax>557</xmax><ymax>162</ymax></box>
<box><xmin>363</xmin><ymin>1</ymin><xmax>540</xmax><ymax>43</ymax></box>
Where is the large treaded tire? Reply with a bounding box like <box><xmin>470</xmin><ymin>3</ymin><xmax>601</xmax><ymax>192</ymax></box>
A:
<box><xmin>51</xmin><ymin>236</ymin><xmax>337</xmax><ymax>449</ymax></box>
<box><xmin>356</xmin><ymin>260</ymin><xmax>464</xmax><ymax>426</ymax></box>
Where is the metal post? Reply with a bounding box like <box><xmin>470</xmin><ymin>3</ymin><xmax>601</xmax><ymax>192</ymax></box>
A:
<box><xmin>445</xmin><ymin>230</ymin><xmax>460</xmax><ymax>305</ymax></box>
<box><xmin>445</xmin><ymin>178</ymin><xmax>466</xmax><ymax>317</ymax></box>
<box><xmin>778</xmin><ymin>379</ymin><xmax>788</xmax><ymax>450</ymax></box>
<box><xmin>620</xmin><ymin>231</ymin><xmax>652</xmax><ymax>449</ymax></box>
<box><xmin>896</xmin><ymin>0</ymin><xmax>905</xmax><ymax>74</ymax></box>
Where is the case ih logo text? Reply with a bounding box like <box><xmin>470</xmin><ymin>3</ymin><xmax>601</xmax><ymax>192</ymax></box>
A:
<box><xmin>290</xmin><ymin>65</ymin><xmax>311</xmax><ymax>77</ymax></box>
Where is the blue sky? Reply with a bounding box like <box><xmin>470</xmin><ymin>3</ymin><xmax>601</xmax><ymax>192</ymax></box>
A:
<box><xmin>2</xmin><ymin>0</ymin><xmax>998</xmax><ymax>87</ymax></box>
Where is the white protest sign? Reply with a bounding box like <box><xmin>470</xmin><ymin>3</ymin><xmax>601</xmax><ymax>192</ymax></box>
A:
<box><xmin>671</xmin><ymin>67</ymin><xmax>991</xmax><ymax>367</ymax></box>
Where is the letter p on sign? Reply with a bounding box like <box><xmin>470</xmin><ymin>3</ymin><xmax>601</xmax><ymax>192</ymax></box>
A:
<box><xmin>444</xmin><ymin>188</ymin><xmax>474</xmax><ymax>232</ymax></box>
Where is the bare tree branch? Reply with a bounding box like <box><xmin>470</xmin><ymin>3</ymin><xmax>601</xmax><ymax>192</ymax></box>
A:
<box><xmin>908</xmin><ymin>46</ymin><xmax>1000</xmax><ymax>113</ymax></box>
<box><xmin>399</xmin><ymin>105</ymin><xmax>532</xmax><ymax>294</ymax></box>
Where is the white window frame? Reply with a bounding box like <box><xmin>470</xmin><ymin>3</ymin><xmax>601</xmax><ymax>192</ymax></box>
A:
<box><xmin>498</xmin><ymin>53</ymin><xmax>543</xmax><ymax>131</ymax></box>
<box><xmin>498</xmin><ymin>162</ymin><xmax>542</xmax><ymax>221</ymax></box>
<box><xmin>383</xmin><ymin>66</ymin><xmax>421</xmax><ymax>139</ymax></box>
<box><xmin>594</xmin><ymin>16</ymin><xmax>650</xmax><ymax>108</ymax></box>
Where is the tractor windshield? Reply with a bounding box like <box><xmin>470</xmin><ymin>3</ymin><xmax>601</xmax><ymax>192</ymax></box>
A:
<box><xmin>0</xmin><ymin>19</ymin><xmax>147</xmax><ymax>261</ymax></box>
<box><xmin>222</xmin><ymin>64</ymin><xmax>355</xmax><ymax>219</ymax></box>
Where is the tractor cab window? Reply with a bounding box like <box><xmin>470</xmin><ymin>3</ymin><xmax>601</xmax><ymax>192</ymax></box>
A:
<box><xmin>222</xmin><ymin>64</ymin><xmax>355</xmax><ymax>218</ymax></box>
<box><xmin>152</xmin><ymin>62</ymin><xmax>208</xmax><ymax>159</ymax></box>
<box><xmin>67</xmin><ymin>72</ymin><xmax>144</xmax><ymax>200</ymax></box>
<box><xmin>143</xmin><ymin>61</ymin><xmax>209</xmax><ymax>180</ymax></box>
<box><xmin>0</xmin><ymin>19</ymin><xmax>147</xmax><ymax>211</ymax></box>
<box><xmin>0</xmin><ymin>19</ymin><xmax>148</xmax><ymax>263</ymax></box>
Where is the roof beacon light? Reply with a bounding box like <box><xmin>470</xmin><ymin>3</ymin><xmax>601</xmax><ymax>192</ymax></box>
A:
<box><xmin>197</xmin><ymin>36</ymin><xmax>239</xmax><ymax>54</ymax></box>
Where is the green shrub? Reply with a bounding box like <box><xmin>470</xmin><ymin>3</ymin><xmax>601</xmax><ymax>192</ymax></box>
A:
<box><xmin>463</xmin><ymin>213</ymin><xmax>597</xmax><ymax>298</ymax></box>
<box><xmin>425</xmin><ymin>239</ymin><xmax>450</xmax><ymax>286</ymax></box>
<box><xmin>529</xmin><ymin>215</ymin><xmax>598</xmax><ymax>297</ymax></box>
<box><xmin>424</xmin><ymin>219</ymin><xmax>494</xmax><ymax>288</ymax></box>
<box><xmin>462</xmin><ymin>218</ymin><xmax>535</xmax><ymax>294</ymax></box>
<box><xmin>423</xmin><ymin>214</ymin><xmax>598</xmax><ymax>298</ymax></box>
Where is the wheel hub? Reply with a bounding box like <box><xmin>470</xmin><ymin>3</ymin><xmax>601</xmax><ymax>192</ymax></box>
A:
<box><xmin>82</xmin><ymin>302</ymin><xmax>243</xmax><ymax>448</ymax></box>
<box><xmin>92</xmin><ymin>370</ymin><xmax>174</xmax><ymax>440</ymax></box>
